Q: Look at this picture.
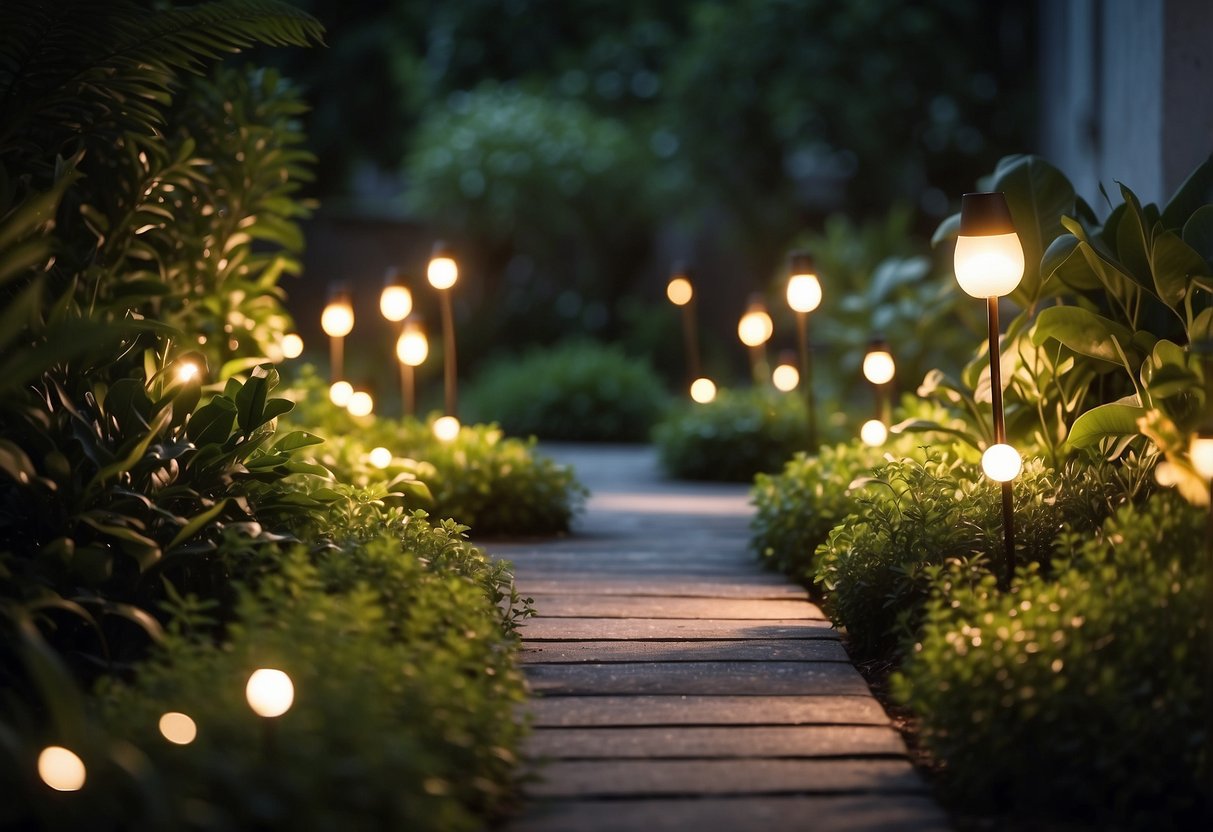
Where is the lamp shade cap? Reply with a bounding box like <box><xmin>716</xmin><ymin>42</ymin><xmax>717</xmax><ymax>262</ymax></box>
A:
<box><xmin>327</xmin><ymin>282</ymin><xmax>351</xmax><ymax>303</ymax></box>
<box><xmin>430</xmin><ymin>240</ymin><xmax>456</xmax><ymax>259</ymax></box>
<box><xmin>867</xmin><ymin>336</ymin><xmax>890</xmax><ymax>353</ymax></box>
<box><xmin>788</xmin><ymin>251</ymin><xmax>816</xmax><ymax>276</ymax></box>
<box><xmin>670</xmin><ymin>260</ymin><xmax>692</xmax><ymax>279</ymax></box>
<box><xmin>959</xmin><ymin>192</ymin><xmax>1016</xmax><ymax>236</ymax></box>
<box><xmin>383</xmin><ymin>267</ymin><xmax>405</xmax><ymax>287</ymax></box>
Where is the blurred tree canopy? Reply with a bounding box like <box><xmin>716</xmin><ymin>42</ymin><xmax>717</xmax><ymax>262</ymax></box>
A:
<box><xmin>267</xmin><ymin>0</ymin><xmax>1033</xmax><ymax>354</ymax></box>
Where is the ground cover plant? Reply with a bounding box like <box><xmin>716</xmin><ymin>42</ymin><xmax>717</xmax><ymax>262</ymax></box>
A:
<box><xmin>464</xmin><ymin>339</ymin><xmax>670</xmax><ymax>443</ymax></box>
<box><xmin>0</xmin><ymin>4</ymin><xmax>545</xmax><ymax>827</ymax></box>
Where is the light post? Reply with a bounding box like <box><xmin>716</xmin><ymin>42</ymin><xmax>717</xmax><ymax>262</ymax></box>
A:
<box><xmin>666</xmin><ymin>264</ymin><xmax>702</xmax><ymax>384</ymax></box>
<box><xmin>427</xmin><ymin>242</ymin><xmax>459</xmax><ymax>418</ymax></box>
<box><xmin>320</xmin><ymin>284</ymin><xmax>354</xmax><ymax>384</ymax></box>
<box><xmin>862</xmin><ymin>338</ymin><xmax>896</xmax><ymax>422</ymax></box>
<box><xmin>737</xmin><ymin>295</ymin><xmax>774</xmax><ymax>386</ymax></box>
<box><xmin>246</xmin><ymin>667</ymin><xmax>295</xmax><ymax>757</ymax></box>
<box><xmin>787</xmin><ymin>252</ymin><xmax>822</xmax><ymax>449</ymax></box>
<box><xmin>379</xmin><ymin>268</ymin><xmax>413</xmax><ymax>323</ymax></box>
<box><xmin>954</xmin><ymin>191</ymin><xmax>1025</xmax><ymax>590</ymax></box>
<box><xmin>395</xmin><ymin>316</ymin><xmax>428</xmax><ymax>418</ymax></box>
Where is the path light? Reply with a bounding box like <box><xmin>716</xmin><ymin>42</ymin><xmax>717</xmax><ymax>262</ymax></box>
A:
<box><xmin>787</xmin><ymin>252</ymin><xmax>821</xmax><ymax>449</ymax></box>
<box><xmin>738</xmin><ymin>296</ymin><xmax>774</xmax><ymax>386</ymax></box>
<box><xmin>395</xmin><ymin>316</ymin><xmax>428</xmax><ymax>417</ymax></box>
<box><xmin>38</xmin><ymin>746</ymin><xmax>86</xmax><ymax>792</ymax></box>
<box><xmin>368</xmin><ymin>446</ymin><xmax>392</xmax><ymax>469</ymax></box>
<box><xmin>863</xmin><ymin>337</ymin><xmax>895</xmax><ymax>433</ymax></box>
<box><xmin>281</xmin><ymin>333</ymin><xmax>304</xmax><ymax>360</ymax></box>
<box><xmin>159</xmin><ymin>712</ymin><xmax>197</xmax><ymax>746</ymax></box>
<box><xmin>379</xmin><ymin>268</ymin><xmax>413</xmax><ymax>322</ymax></box>
<box><xmin>772</xmin><ymin>350</ymin><xmax>800</xmax><ymax>392</ymax></box>
<box><xmin>690</xmin><ymin>377</ymin><xmax>717</xmax><ymax>404</ymax></box>
<box><xmin>955</xmin><ymin>191</ymin><xmax>1024</xmax><ymax>589</ymax></box>
<box><xmin>321</xmin><ymin>285</ymin><xmax>354</xmax><ymax>382</ymax></box>
<box><xmin>347</xmin><ymin>390</ymin><xmax>374</xmax><ymax>418</ymax></box>
<box><xmin>175</xmin><ymin>359</ymin><xmax>201</xmax><ymax>384</ymax></box>
<box><xmin>427</xmin><ymin>242</ymin><xmax>459</xmax><ymax>418</ymax></box>
<box><xmin>433</xmin><ymin>415</ymin><xmax>461</xmax><ymax>443</ymax></box>
<box><xmin>246</xmin><ymin>668</ymin><xmax>294</xmax><ymax>718</ymax></box>
<box><xmin>981</xmin><ymin>443</ymin><xmax>1023</xmax><ymax>482</ymax></box>
<box><xmin>329</xmin><ymin>380</ymin><xmax>353</xmax><ymax>407</ymax></box>
<box><xmin>666</xmin><ymin>263</ymin><xmax>702</xmax><ymax>383</ymax></box>
<box><xmin>860</xmin><ymin>419</ymin><xmax>888</xmax><ymax>447</ymax></box>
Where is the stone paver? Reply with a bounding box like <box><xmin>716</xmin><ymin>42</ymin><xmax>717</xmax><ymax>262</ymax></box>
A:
<box><xmin>493</xmin><ymin>444</ymin><xmax>948</xmax><ymax>832</ymax></box>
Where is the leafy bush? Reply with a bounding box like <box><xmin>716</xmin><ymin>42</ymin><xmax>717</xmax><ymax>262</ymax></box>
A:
<box><xmin>282</xmin><ymin>367</ymin><xmax>586</xmax><ymax>536</ymax></box>
<box><xmin>815</xmin><ymin>452</ymin><xmax>1142</xmax><ymax>659</ymax></box>
<box><xmin>895</xmin><ymin>491</ymin><xmax>1209</xmax><ymax>824</ymax></box>
<box><xmin>464</xmin><ymin>340</ymin><xmax>669</xmax><ymax>442</ymax></box>
<box><xmin>654</xmin><ymin>387</ymin><xmax>809</xmax><ymax>482</ymax></box>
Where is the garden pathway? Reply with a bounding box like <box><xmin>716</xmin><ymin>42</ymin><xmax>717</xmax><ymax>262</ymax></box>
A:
<box><xmin>490</xmin><ymin>444</ymin><xmax>949</xmax><ymax>832</ymax></box>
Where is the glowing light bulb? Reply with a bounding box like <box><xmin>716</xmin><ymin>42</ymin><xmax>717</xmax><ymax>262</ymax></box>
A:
<box><xmin>427</xmin><ymin>257</ymin><xmax>458</xmax><ymax>290</ymax></box>
<box><xmin>690</xmin><ymin>377</ymin><xmax>717</xmax><ymax>403</ymax></box>
<box><xmin>329</xmin><ymin>381</ymin><xmax>353</xmax><ymax>407</ymax></box>
<box><xmin>860</xmin><ymin>419</ymin><xmax>888</xmax><ymax>447</ymax></box>
<box><xmin>981</xmin><ymin>443</ymin><xmax>1023</xmax><ymax>482</ymax></box>
<box><xmin>176</xmin><ymin>361</ymin><xmax>200</xmax><ymax>384</ymax></box>
<box><xmin>862</xmin><ymin>350</ymin><xmax>896</xmax><ymax>385</ymax></box>
<box><xmin>347</xmin><ymin>391</ymin><xmax>374</xmax><ymax>417</ymax></box>
<box><xmin>159</xmin><ymin>712</ymin><xmax>197</xmax><ymax>745</ymax></box>
<box><xmin>738</xmin><ymin>306</ymin><xmax>774</xmax><ymax>348</ymax></box>
<box><xmin>1190</xmin><ymin>434</ymin><xmax>1213</xmax><ymax>480</ymax></box>
<box><xmin>396</xmin><ymin>324</ymin><xmax>428</xmax><ymax>366</ymax></box>
<box><xmin>37</xmin><ymin>746</ymin><xmax>86</xmax><ymax>792</ymax></box>
<box><xmin>368</xmin><ymin>446</ymin><xmax>392</xmax><ymax>469</ymax></box>
<box><xmin>245</xmin><ymin>668</ymin><xmax>294</xmax><ymax>718</ymax></box>
<box><xmin>1154</xmin><ymin>460</ymin><xmax>1179</xmax><ymax>487</ymax></box>
<box><xmin>953</xmin><ymin>193</ymin><xmax>1024</xmax><ymax>298</ymax></box>
<box><xmin>786</xmin><ymin>274</ymin><xmax>822</xmax><ymax>314</ymax></box>
<box><xmin>433</xmin><ymin>415</ymin><xmax>461</xmax><ymax>442</ymax></box>
<box><xmin>281</xmin><ymin>333</ymin><xmax>304</xmax><ymax>359</ymax></box>
<box><xmin>380</xmin><ymin>285</ymin><xmax>413</xmax><ymax>322</ymax></box>
<box><xmin>321</xmin><ymin>298</ymin><xmax>354</xmax><ymax>338</ymax></box>
<box><xmin>667</xmin><ymin>277</ymin><xmax>693</xmax><ymax>306</ymax></box>
<box><xmin>772</xmin><ymin>363</ymin><xmax>799</xmax><ymax>392</ymax></box>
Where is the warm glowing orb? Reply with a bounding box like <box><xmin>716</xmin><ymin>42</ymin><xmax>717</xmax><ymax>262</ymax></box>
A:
<box><xmin>981</xmin><ymin>443</ymin><xmax>1023</xmax><ymax>482</ymax></box>
<box><xmin>379</xmin><ymin>285</ymin><xmax>413</xmax><ymax>322</ymax></box>
<box><xmin>954</xmin><ymin>233</ymin><xmax>1025</xmax><ymax>298</ymax></box>
<box><xmin>321</xmin><ymin>302</ymin><xmax>354</xmax><ymax>338</ymax></box>
<box><xmin>666</xmin><ymin>277</ymin><xmax>693</xmax><ymax>306</ymax></box>
<box><xmin>860</xmin><ymin>419</ymin><xmax>888</xmax><ymax>447</ymax></box>
<box><xmin>786</xmin><ymin>274</ymin><xmax>822</xmax><ymax>313</ymax></box>
<box><xmin>159</xmin><ymin>712</ymin><xmax>197</xmax><ymax>745</ymax></box>
<box><xmin>690</xmin><ymin>377</ymin><xmax>717</xmax><ymax>403</ymax></box>
<box><xmin>281</xmin><ymin>333</ymin><xmax>304</xmax><ymax>359</ymax></box>
<box><xmin>738</xmin><ymin>308</ymin><xmax>774</xmax><ymax>347</ymax></box>
<box><xmin>772</xmin><ymin>363</ymin><xmax>799</xmax><ymax>392</ymax></box>
<box><xmin>1190</xmin><ymin>435</ymin><xmax>1213</xmax><ymax>480</ymax></box>
<box><xmin>38</xmin><ymin>746</ymin><xmax>86</xmax><ymax>792</ymax></box>
<box><xmin>245</xmin><ymin>669</ymin><xmax>294</xmax><ymax>718</ymax></box>
<box><xmin>347</xmin><ymin>391</ymin><xmax>374</xmax><ymax>417</ymax></box>
<box><xmin>175</xmin><ymin>361</ymin><xmax>200</xmax><ymax>384</ymax></box>
<box><xmin>433</xmin><ymin>415</ymin><xmax>461</xmax><ymax>442</ymax></box>
<box><xmin>329</xmin><ymin>381</ymin><xmax>353</xmax><ymax>407</ymax></box>
<box><xmin>368</xmin><ymin>447</ymin><xmax>392</xmax><ymax>469</ymax></box>
<box><xmin>427</xmin><ymin>257</ymin><xmax>458</xmax><ymax>290</ymax></box>
<box><xmin>396</xmin><ymin>328</ymin><xmax>428</xmax><ymax>366</ymax></box>
<box><xmin>862</xmin><ymin>350</ymin><xmax>896</xmax><ymax>385</ymax></box>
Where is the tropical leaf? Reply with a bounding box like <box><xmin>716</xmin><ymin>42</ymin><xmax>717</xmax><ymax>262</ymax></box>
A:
<box><xmin>1067</xmin><ymin>402</ymin><xmax>1147</xmax><ymax>448</ymax></box>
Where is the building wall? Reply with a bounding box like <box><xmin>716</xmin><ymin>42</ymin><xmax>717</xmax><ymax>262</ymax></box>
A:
<box><xmin>1039</xmin><ymin>0</ymin><xmax>1213</xmax><ymax>208</ymax></box>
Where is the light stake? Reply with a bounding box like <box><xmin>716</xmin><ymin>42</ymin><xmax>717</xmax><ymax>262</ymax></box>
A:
<box><xmin>246</xmin><ymin>667</ymin><xmax>294</xmax><ymax>757</ymax></box>
<box><xmin>666</xmin><ymin>264</ymin><xmax>702</xmax><ymax>383</ymax></box>
<box><xmin>862</xmin><ymin>337</ymin><xmax>896</xmax><ymax>428</ymax></box>
<box><xmin>379</xmin><ymin>268</ymin><xmax>413</xmax><ymax>323</ymax></box>
<box><xmin>320</xmin><ymin>284</ymin><xmax>354</xmax><ymax>383</ymax></box>
<box><xmin>689</xmin><ymin>377</ymin><xmax>717</xmax><ymax>404</ymax></box>
<box><xmin>427</xmin><ymin>242</ymin><xmax>459</xmax><ymax>418</ymax></box>
<box><xmin>955</xmin><ymin>191</ymin><xmax>1025</xmax><ymax>590</ymax></box>
<box><xmin>772</xmin><ymin>350</ymin><xmax>800</xmax><ymax>392</ymax></box>
<box><xmin>395</xmin><ymin>316</ymin><xmax>428</xmax><ymax>417</ymax></box>
<box><xmin>737</xmin><ymin>295</ymin><xmax>774</xmax><ymax>386</ymax></box>
<box><xmin>787</xmin><ymin>252</ymin><xmax>822</xmax><ymax>449</ymax></box>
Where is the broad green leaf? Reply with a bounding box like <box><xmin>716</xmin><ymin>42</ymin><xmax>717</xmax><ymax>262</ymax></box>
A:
<box><xmin>1114</xmin><ymin>182</ymin><xmax>1154</xmax><ymax>288</ymax></box>
<box><xmin>271</xmin><ymin>430</ymin><xmax>324</xmax><ymax>453</ymax></box>
<box><xmin>187</xmin><ymin>397</ymin><xmax>237</xmax><ymax>446</ymax></box>
<box><xmin>990</xmin><ymin>155</ymin><xmax>1076</xmax><ymax>304</ymax></box>
<box><xmin>1066</xmin><ymin>402</ymin><xmax>1146</xmax><ymax>448</ymax></box>
<box><xmin>1040</xmin><ymin>233</ymin><xmax>1100</xmax><ymax>291</ymax></box>
<box><xmin>1161</xmin><ymin>153</ymin><xmax>1213</xmax><ymax>229</ymax></box>
<box><xmin>1182</xmin><ymin>205</ymin><xmax>1213</xmax><ymax>263</ymax></box>
<box><xmin>930</xmin><ymin>212</ymin><xmax>960</xmax><ymax>248</ymax></box>
<box><xmin>1150</xmin><ymin>229</ymin><xmax>1209</xmax><ymax>314</ymax></box>
<box><xmin>235</xmin><ymin>372</ymin><xmax>269</xmax><ymax>434</ymax></box>
<box><xmin>1031</xmin><ymin>305</ymin><xmax>1138</xmax><ymax>364</ymax></box>
<box><xmin>167</xmin><ymin>499</ymin><xmax>229</xmax><ymax>550</ymax></box>
<box><xmin>889</xmin><ymin>418</ymin><xmax>982</xmax><ymax>450</ymax></box>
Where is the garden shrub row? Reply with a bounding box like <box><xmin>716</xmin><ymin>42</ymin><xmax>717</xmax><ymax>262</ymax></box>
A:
<box><xmin>751</xmin><ymin>153</ymin><xmax>1213</xmax><ymax>825</ymax></box>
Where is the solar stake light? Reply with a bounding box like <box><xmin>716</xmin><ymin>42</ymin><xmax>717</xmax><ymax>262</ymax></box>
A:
<box><xmin>159</xmin><ymin>712</ymin><xmax>198</xmax><ymax>745</ymax></box>
<box><xmin>433</xmin><ymin>415</ymin><xmax>461</xmax><ymax>443</ymax></box>
<box><xmin>329</xmin><ymin>380</ymin><xmax>353</xmax><ymax>407</ymax></box>
<box><xmin>379</xmin><ymin>268</ymin><xmax>413</xmax><ymax>323</ymax></box>
<box><xmin>787</xmin><ymin>252</ymin><xmax>821</xmax><ymax>449</ymax></box>
<box><xmin>246</xmin><ymin>669</ymin><xmax>294</xmax><ymax>718</ymax></box>
<box><xmin>955</xmin><ymin>191</ymin><xmax>1024</xmax><ymax>589</ymax></box>
<box><xmin>368</xmin><ymin>446</ymin><xmax>392</xmax><ymax>469</ymax></box>
<box><xmin>666</xmin><ymin>263</ymin><xmax>702</xmax><ymax>384</ymax></box>
<box><xmin>772</xmin><ymin>350</ymin><xmax>800</xmax><ymax>392</ymax></box>
<box><xmin>862</xmin><ymin>337</ymin><xmax>895</xmax><ymax>437</ymax></box>
<box><xmin>738</xmin><ymin>295</ymin><xmax>774</xmax><ymax>386</ymax></box>
<box><xmin>321</xmin><ymin>284</ymin><xmax>354</xmax><ymax>382</ymax></box>
<box><xmin>347</xmin><ymin>390</ymin><xmax>374</xmax><ymax>417</ymax></box>
<box><xmin>395</xmin><ymin>316</ymin><xmax>429</xmax><ymax>417</ymax></box>
<box><xmin>860</xmin><ymin>419</ymin><xmax>888</xmax><ymax>447</ymax></box>
<box><xmin>427</xmin><ymin>242</ymin><xmax>460</xmax><ymax>418</ymax></box>
<box><xmin>981</xmin><ymin>443</ymin><xmax>1023</xmax><ymax>482</ymax></box>
<box><xmin>280</xmin><ymin>333</ymin><xmax>304</xmax><ymax>360</ymax></box>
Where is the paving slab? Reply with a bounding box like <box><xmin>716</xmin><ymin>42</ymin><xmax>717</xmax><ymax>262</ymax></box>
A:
<box><xmin>515</xmin><ymin>577</ymin><xmax>807</xmax><ymax>600</ymax></box>
<box><xmin>526</xmin><ymin>661</ymin><xmax>868</xmax><ymax>696</ymax></box>
<box><xmin>526</xmin><ymin>725</ymin><xmax>906</xmax><ymax>759</ymax></box>
<box><xmin>528</xmin><ymin>595</ymin><xmax>827</xmax><ymax>620</ymax></box>
<box><xmin>522</xmin><ymin>617</ymin><xmax>838</xmax><ymax>641</ymax></box>
<box><xmin>525</xmin><ymin>695</ymin><xmax>893</xmax><ymax>728</ymax></box>
<box><xmin>525</xmin><ymin>758</ymin><xmax>927</xmax><ymax>798</ymax></box>
<box><xmin>508</xmin><ymin>796</ymin><xmax>951</xmax><ymax>832</ymax></box>
<box><xmin>521</xmin><ymin>639</ymin><xmax>848</xmax><ymax>664</ymax></box>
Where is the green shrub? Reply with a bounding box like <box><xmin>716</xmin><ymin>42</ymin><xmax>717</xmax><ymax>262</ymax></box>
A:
<box><xmin>654</xmin><ymin>387</ymin><xmax>809</xmax><ymax>482</ymax></box>
<box><xmin>895</xmin><ymin>490</ymin><xmax>1209</xmax><ymax>824</ymax></box>
<box><xmin>815</xmin><ymin>453</ymin><xmax>1137</xmax><ymax>659</ymax></box>
<box><xmin>464</xmin><ymin>340</ymin><xmax>669</xmax><ymax>442</ymax></box>
<box><xmin>282</xmin><ymin>367</ymin><xmax>586</xmax><ymax>536</ymax></box>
